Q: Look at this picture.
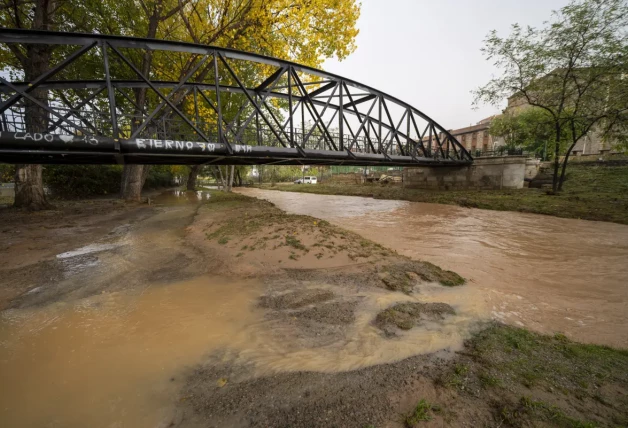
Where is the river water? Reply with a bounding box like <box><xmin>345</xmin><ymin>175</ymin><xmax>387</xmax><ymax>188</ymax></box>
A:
<box><xmin>1</xmin><ymin>189</ymin><xmax>627</xmax><ymax>428</ymax></box>
<box><xmin>239</xmin><ymin>188</ymin><xmax>628</xmax><ymax>348</ymax></box>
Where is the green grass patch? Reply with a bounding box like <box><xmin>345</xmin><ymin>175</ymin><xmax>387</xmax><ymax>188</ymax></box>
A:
<box><xmin>285</xmin><ymin>234</ymin><xmax>308</xmax><ymax>251</ymax></box>
<box><xmin>499</xmin><ymin>396</ymin><xmax>598</xmax><ymax>428</ymax></box>
<box><xmin>479</xmin><ymin>372</ymin><xmax>501</xmax><ymax>388</ymax></box>
<box><xmin>456</xmin><ymin>324</ymin><xmax>628</xmax><ymax>407</ymax></box>
<box><xmin>435</xmin><ymin>324</ymin><xmax>628</xmax><ymax>425</ymax></box>
<box><xmin>404</xmin><ymin>399</ymin><xmax>434</xmax><ymax>426</ymax></box>
<box><xmin>375</xmin><ymin>302</ymin><xmax>455</xmax><ymax>333</ymax></box>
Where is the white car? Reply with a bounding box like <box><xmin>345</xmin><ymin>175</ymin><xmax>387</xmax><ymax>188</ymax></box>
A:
<box><xmin>294</xmin><ymin>176</ymin><xmax>317</xmax><ymax>184</ymax></box>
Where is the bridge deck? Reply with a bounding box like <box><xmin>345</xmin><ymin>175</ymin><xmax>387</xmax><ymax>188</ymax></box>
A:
<box><xmin>0</xmin><ymin>132</ymin><xmax>470</xmax><ymax>166</ymax></box>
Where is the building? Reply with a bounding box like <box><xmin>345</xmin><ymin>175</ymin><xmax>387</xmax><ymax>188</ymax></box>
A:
<box><xmin>436</xmin><ymin>116</ymin><xmax>506</xmax><ymax>155</ymax></box>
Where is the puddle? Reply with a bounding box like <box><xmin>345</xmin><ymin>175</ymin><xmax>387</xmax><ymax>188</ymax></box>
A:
<box><xmin>56</xmin><ymin>243</ymin><xmax>122</xmax><ymax>259</ymax></box>
<box><xmin>151</xmin><ymin>189</ymin><xmax>212</xmax><ymax>205</ymax></box>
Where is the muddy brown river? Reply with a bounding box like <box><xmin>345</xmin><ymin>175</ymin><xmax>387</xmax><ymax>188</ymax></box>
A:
<box><xmin>239</xmin><ymin>188</ymin><xmax>628</xmax><ymax>348</ymax></box>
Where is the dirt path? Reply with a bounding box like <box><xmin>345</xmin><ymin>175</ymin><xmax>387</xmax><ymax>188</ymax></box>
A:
<box><xmin>0</xmin><ymin>190</ymin><xmax>626</xmax><ymax>428</ymax></box>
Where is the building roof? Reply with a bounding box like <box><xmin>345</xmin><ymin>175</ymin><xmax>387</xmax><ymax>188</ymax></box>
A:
<box><xmin>419</xmin><ymin>115</ymin><xmax>500</xmax><ymax>141</ymax></box>
<box><xmin>449</xmin><ymin>122</ymin><xmax>490</xmax><ymax>136</ymax></box>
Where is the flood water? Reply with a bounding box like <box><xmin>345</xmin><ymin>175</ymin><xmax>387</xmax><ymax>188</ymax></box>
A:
<box><xmin>0</xmin><ymin>277</ymin><xmax>264</xmax><ymax>428</ymax></box>
<box><xmin>0</xmin><ymin>189</ymin><xmax>488</xmax><ymax>428</ymax></box>
<box><xmin>239</xmin><ymin>188</ymin><xmax>628</xmax><ymax>348</ymax></box>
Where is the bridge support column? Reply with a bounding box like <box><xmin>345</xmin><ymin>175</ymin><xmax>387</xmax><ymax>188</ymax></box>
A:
<box><xmin>403</xmin><ymin>156</ymin><xmax>527</xmax><ymax>190</ymax></box>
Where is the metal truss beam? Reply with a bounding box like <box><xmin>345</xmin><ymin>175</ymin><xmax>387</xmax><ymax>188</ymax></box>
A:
<box><xmin>0</xmin><ymin>29</ymin><xmax>472</xmax><ymax>166</ymax></box>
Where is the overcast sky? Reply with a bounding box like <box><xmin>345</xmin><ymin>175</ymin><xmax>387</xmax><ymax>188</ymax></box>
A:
<box><xmin>323</xmin><ymin>0</ymin><xmax>570</xmax><ymax>130</ymax></box>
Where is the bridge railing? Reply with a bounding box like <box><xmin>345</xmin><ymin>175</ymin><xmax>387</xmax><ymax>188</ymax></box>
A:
<box><xmin>1</xmin><ymin>105</ymin><xmax>451</xmax><ymax>160</ymax></box>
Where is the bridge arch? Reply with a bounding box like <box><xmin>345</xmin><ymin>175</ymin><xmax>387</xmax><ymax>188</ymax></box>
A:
<box><xmin>0</xmin><ymin>29</ymin><xmax>472</xmax><ymax>166</ymax></box>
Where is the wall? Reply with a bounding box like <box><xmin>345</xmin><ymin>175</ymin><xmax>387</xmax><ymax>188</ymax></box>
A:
<box><xmin>403</xmin><ymin>156</ymin><xmax>527</xmax><ymax>190</ymax></box>
<box><xmin>525</xmin><ymin>158</ymin><xmax>541</xmax><ymax>180</ymax></box>
<box><xmin>0</xmin><ymin>183</ymin><xmax>15</xmax><ymax>197</ymax></box>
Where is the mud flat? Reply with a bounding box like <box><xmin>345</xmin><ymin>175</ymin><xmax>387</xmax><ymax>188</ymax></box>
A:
<box><xmin>0</xmin><ymin>190</ymin><xmax>626</xmax><ymax>428</ymax></box>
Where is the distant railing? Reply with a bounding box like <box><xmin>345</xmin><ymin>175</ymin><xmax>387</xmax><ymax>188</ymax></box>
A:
<box><xmin>470</xmin><ymin>148</ymin><xmax>538</xmax><ymax>158</ymax></box>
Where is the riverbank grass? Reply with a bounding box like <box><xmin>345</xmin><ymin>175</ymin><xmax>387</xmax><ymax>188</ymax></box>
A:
<box><xmin>437</xmin><ymin>323</ymin><xmax>628</xmax><ymax>427</ymax></box>
<box><xmin>256</xmin><ymin>164</ymin><xmax>628</xmax><ymax>224</ymax></box>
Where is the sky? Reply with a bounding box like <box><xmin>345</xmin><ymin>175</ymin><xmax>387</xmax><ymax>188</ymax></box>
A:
<box><xmin>323</xmin><ymin>0</ymin><xmax>571</xmax><ymax>130</ymax></box>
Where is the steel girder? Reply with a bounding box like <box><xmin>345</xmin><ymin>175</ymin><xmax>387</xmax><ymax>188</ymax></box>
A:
<box><xmin>0</xmin><ymin>29</ymin><xmax>473</xmax><ymax>167</ymax></box>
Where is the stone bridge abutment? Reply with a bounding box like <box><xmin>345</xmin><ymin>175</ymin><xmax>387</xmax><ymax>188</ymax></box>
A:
<box><xmin>403</xmin><ymin>156</ymin><xmax>537</xmax><ymax>190</ymax></box>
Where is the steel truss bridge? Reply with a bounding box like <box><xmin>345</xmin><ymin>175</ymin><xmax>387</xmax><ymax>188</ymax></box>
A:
<box><xmin>0</xmin><ymin>30</ymin><xmax>472</xmax><ymax>167</ymax></box>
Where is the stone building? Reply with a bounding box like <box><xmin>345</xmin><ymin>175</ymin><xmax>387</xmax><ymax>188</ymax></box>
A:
<box><xmin>430</xmin><ymin>116</ymin><xmax>506</xmax><ymax>154</ymax></box>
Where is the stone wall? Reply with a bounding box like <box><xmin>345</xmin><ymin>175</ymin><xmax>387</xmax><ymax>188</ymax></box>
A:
<box><xmin>403</xmin><ymin>156</ymin><xmax>527</xmax><ymax>190</ymax></box>
<box><xmin>525</xmin><ymin>158</ymin><xmax>541</xmax><ymax>181</ymax></box>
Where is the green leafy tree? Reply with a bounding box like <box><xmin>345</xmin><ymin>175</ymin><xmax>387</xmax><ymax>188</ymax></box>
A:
<box><xmin>0</xmin><ymin>0</ymin><xmax>99</xmax><ymax>209</ymax></box>
<box><xmin>489</xmin><ymin>114</ymin><xmax>528</xmax><ymax>150</ymax></box>
<box><xmin>85</xmin><ymin>0</ymin><xmax>361</xmax><ymax>198</ymax></box>
<box><xmin>474</xmin><ymin>0</ymin><xmax>628</xmax><ymax>193</ymax></box>
<box><xmin>1</xmin><ymin>0</ymin><xmax>361</xmax><ymax>202</ymax></box>
<box><xmin>0</xmin><ymin>165</ymin><xmax>15</xmax><ymax>182</ymax></box>
<box><xmin>489</xmin><ymin>108</ymin><xmax>556</xmax><ymax>159</ymax></box>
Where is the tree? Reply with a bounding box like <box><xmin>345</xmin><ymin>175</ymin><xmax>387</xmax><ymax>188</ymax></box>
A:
<box><xmin>175</xmin><ymin>0</ymin><xmax>361</xmax><ymax>192</ymax></box>
<box><xmin>86</xmin><ymin>0</ymin><xmax>361</xmax><ymax>198</ymax></box>
<box><xmin>0</xmin><ymin>0</ymin><xmax>96</xmax><ymax>209</ymax></box>
<box><xmin>474</xmin><ymin>0</ymin><xmax>628</xmax><ymax>193</ymax></box>
<box><xmin>489</xmin><ymin>108</ymin><xmax>556</xmax><ymax>159</ymax></box>
<box><xmin>2</xmin><ymin>0</ymin><xmax>360</xmax><ymax>201</ymax></box>
<box><xmin>489</xmin><ymin>114</ymin><xmax>529</xmax><ymax>150</ymax></box>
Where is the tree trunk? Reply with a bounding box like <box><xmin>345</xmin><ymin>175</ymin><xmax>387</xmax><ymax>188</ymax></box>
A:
<box><xmin>120</xmin><ymin>165</ymin><xmax>146</xmax><ymax>201</ymax></box>
<box><xmin>13</xmin><ymin>43</ymin><xmax>53</xmax><ymax>210</ymax></box>
<box><xmin>557</xmin><ymin>156</ymin><xmax>570</xmax><ymax>192</ymax></box>
<box><xmin>551</xmin><ymin>124</ymin><xmax>562</xmax><ymax>193</ymax></box>
<box><xmin>557</xmin><ymin>138</ymin><xmax>580</xmax><ymax>192</ymax></box>
<box><xmin>187</xmin><ymin>165</ymin><xmax>201</xmax><ymax>190</ymax></box>
<box><xmin>119</xmin><ymin>14</ymin><xmax>159</xmax><ymax>201</ymax></box>
<box><xmin>227</xmin><ymin>165</ymin><xmax>235</xmax><ymax>192</ymax></box>
<box><xmin>214</xmin><ymin>166</ymin><xmax>225</xmax><ymax>189</ymax></box>
<box><xmin>14</xmin><ymin>165</ymin><xmax>50</xmax><ymax>210</ymax></box>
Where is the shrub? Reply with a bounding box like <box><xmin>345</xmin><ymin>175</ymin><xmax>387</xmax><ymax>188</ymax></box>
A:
<box><xmin>44</xmin><ymin>165</ymin><xmax>122</xmax><ymax>198</ymax></box>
